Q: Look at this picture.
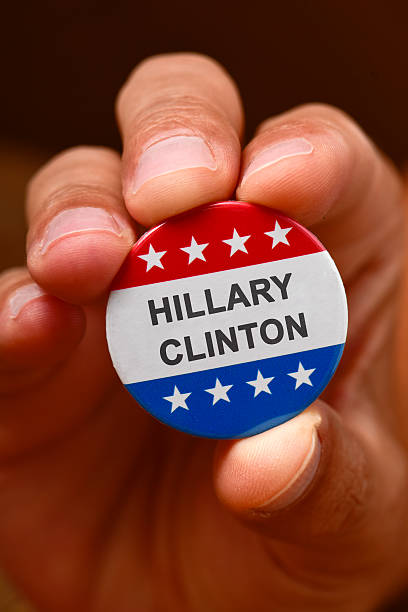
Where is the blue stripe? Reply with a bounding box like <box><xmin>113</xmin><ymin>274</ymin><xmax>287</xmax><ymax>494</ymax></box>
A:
<box><xmin>125</xmin><ymin>343</ymin><xmax>344</xmax><ymax>439</ymax></box>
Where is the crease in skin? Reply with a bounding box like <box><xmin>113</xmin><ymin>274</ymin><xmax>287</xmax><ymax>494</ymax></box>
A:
<box><xmin>132</xmin><ymin>127</ymin><xmax>211</xmax><ymax>153</ymax></box>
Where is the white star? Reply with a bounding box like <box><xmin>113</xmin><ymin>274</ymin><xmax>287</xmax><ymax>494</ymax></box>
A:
<box><xmin>205</xmin><ymin>378</ymin><xmax>233</xmax><ymax>405</ymax></box>
<box><xmin>163</xmin><ymin>385</ymin><xmax>191</xmax><ymax>413</ymax></box>
<box><xmin>138</xmin><ymin>244</ymin><xmax>166</xmax><ymax>271</ymax></box>
<box><xmin>246</xmin><ymin>370</ymin><xmax>275</xmax><ymax>397</ymax></box>
<box><xmin>180</xmin><ymin>236</ymin><xmax>209</xmax><ymax>264</ymax></box>
<box><xmin>287</xmin><ymin>362</ymin><xmax>316</xmax><ymax>390</ymax></box>
<box><xmin>265</xmin><ymin>221</ymin><xmax>292</xmax><ymax>249</ymax></box>
<box><xmin>223</xmin><ymin>228</ymin><xmax>250</xmax><ymax>256</ymax></box>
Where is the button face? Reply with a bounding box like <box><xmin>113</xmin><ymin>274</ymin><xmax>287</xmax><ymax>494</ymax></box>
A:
<box><xmin>106</xmin><ymin>201</ymin><xmax>348</xmax><ymax>439</ymax></box>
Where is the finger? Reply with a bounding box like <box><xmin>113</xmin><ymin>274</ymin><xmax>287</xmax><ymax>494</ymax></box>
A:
<box><xmin>214</xmin><ymin>401</ymin><xmax>407</xmax><ymax>576</ymax></box>
<box><xmin>0</xmin><ymin>268</ymin><xmax>85</xmax><ymax>392</ymax></box>
<box><xmin>236</xmin><ymin>104</ymin><xmax>403</xmax><ymax>281</ymax></box>
<box><xmin>116</xmin><ymin>52</ymin><xmax>243</xmax><ymax>226</ymax></box>
<box><xmin>0</xmin><ymin>280</ymin><xmax>120</xmax><ymax>458</ymax></box>
<box><xmin>26</xmin><ymin>147</ymin><xmax>137</xmax><ymax>304</ymax></box>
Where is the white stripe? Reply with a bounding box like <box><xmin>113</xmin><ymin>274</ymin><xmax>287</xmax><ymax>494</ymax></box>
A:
<box><xmin>106</xmin><ymin>251</ymin><xmax>347</xmax><ymax>384</ymax></box>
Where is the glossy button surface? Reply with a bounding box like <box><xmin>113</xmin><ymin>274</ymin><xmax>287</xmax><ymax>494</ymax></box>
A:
<box><xmin>106</xmin><ymin>201</ymin><xmax>348</xmax><ymax>439</ymax></box>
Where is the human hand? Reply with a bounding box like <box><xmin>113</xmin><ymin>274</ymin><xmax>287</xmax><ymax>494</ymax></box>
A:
<box><xmin>1</xmin><ymin>53</ymin><xmax>407</xmax><ymax>611</ymax></box>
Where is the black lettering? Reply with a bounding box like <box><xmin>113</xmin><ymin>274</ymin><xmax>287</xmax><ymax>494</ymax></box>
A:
<box><xmin>227</xmin><ymin>283</ymin><xmax>251</xmax><ymax>310</ymax></box>
<box><xmin>215</xmin><ymin>327</ymin><xmax>239</xmax><ymax>355</ymax></box>
<box><xmin>260</xmin><ymin>319</ymin><xmax>284</xmax><ymax>344</ymax></box>
<box><xmin>204</xmin><ymin>288</ymin><xmax>227</xmax><ymax>314</ymax></box>
<box><xmin>237</xmin><ymin>322</ymin><xmax>258</xmax><ymax>349</ymax></box>
<box><xmin>270</xmin><ymin>273</ymin><xmax>292</xmax><ymax>300</ymax></box>
<box><xmin>204</xmin><ymin>331</ymin><xmax>216</xmax><ymax>357</ymax></box>
<box><xmin>149</xmin><ymin>297</ymin><xmax>172</xmax><ymax>326</ymax></box>
<box><xmin>285</xmin><ymin>312</ymin><xmax>308</xmax><ymax>340</ymax></box>
<box><xmin>160</xmin><ymin>339</ymin><xmax>182</xmax><ymax>365</ymax></box>
<box><xmin>184</xmin><ymin>336</ymin><xmax>206</xmax><ymax>361</ymax></box>
<box><xmin>183</xmin><ymin>293</ymin><xmax>205</xmax><ymax>319</ymax></box>
<box><xmin>173</xmin><ymin>295</ymin><xmax>183</xmax><ymax>321</ymax></box>
<box><xmin>249</xmin><ymin>278</ymin><xmax>274</xmax><ymax>305</ymax></box>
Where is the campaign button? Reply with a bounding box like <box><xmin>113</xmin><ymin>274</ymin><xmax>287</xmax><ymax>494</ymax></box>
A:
<box><xmin>106</xmin><ymin>201</ymin><xmax>348</xmax><ymax>439</ymax></box>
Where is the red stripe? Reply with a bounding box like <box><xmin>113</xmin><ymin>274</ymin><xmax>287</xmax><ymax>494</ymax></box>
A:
<box><xmin>111</xmin><ymin>201</ymin><xmax>326</xmax><ymax>291</ymax></box>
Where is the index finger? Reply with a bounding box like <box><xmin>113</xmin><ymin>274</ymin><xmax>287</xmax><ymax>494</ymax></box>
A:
<box><xmin>116</xmin><ymin>53</ymin><xmax>244</xmax><ymax>226</ymax></box>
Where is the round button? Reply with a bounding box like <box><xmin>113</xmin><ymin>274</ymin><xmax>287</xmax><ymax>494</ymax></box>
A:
<box><xmin>106</xmin><ymin>201</ymin><xmax>347</xmax><ymax>439</ymax></box>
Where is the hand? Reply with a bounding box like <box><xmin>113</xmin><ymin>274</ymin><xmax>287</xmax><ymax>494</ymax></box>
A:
<box><xmin>1</xmin><ymin>53</ymin><xmax>407</xmax><ymax>612</ymax></box>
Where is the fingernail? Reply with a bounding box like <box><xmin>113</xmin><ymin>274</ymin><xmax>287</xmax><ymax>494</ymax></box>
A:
<box><xmin>255</xmin><ymin>413</ymin><xmax>321</xmax><ymax>513</ymax></box>
<box><xmin>8</xmin><ymin>284</ymin><xmax>47</xmax><ymax>319</ymax></box>
<box><xmin>129</xmin><ymin>136</ymin><xmax>217</xmax><ymax>194</ymax></box>
<box><xmin>36</xmin><ymin>207</ymin><xmax>127</xmax><ymax>255</ymax></box>
<box><xmin>241</xmin><ymin>137</ymin><xmax>314</xmax><ymax>186</ymax></box>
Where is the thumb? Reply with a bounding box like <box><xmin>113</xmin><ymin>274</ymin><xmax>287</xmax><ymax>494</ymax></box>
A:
<box><xmin>214</xmin><ymin>402</ymin><xmax>407</xmax><ymax>560</ymax></box>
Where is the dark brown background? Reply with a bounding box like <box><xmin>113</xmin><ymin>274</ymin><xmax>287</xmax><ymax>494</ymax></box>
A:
<box><xmin>0</xmin><ymin>1</ymin><xmax>408</xmax><ymax>609</ymax></box>
<box><xmin>2</xmin><ymin>1</ymin><xmax>408</xmax><ymax>158</ymax></box>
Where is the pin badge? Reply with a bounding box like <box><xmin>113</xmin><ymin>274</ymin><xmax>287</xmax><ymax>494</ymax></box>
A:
<box><xmin>106</xmin><ymin>201</ymin><xmax>348</xmax><ymax>439</ymax></box>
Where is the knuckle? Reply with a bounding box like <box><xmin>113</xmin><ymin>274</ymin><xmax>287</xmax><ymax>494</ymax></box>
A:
<box><xmin>255</xmin><ymin>103</ymin><xmax>361</xmax><ymax>143</ymax></box>
<box><xmin>27</xmin><ymin>146</ymin><xmax>119</xmax><ymax>195</ymax></box>
<box><xmin>126</xmin><ymin>92</ymin><xmax>234</xmax><ymax>148</ymax></box>
<box><xmin>143</xmin><ymin>91</ymin><xmax>216</xmax><ymax>124</ymax></box>
<box><xmin>26</xmin><ymin>182</ymin><xmax>123</xmax><ymax>233</ymax></box>
<box><xmin>292</xmin><ymin>103</ymin><xmax>360</xmax><ymax>131</ymax></box>
<box><xmin>31</xmin><ymin>183</ymin><xmax>121</xmax><ymax>223</ymax></box>
<box><xmin>26</xmin><ymin>147</ymin><xmax>121</xmax><ymax>222</ymax></box>
<box><xmin>116</xmin><ymin>54</ymin><xmax>241</xmax><ymax>137</ymax></box>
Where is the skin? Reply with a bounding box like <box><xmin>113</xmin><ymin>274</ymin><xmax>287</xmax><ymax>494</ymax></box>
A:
<box><xmin>0</xmin><ymin>53</ymin><xmax>407</xmax><ymax>611</ymax></box>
